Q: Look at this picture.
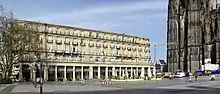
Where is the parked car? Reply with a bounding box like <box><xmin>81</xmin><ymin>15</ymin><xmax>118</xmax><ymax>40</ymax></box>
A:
<box><xmin>163</xmin><ymin>72</ymin><xmax>174</xmax><ymax>78</ymax></box>
<box><xmin>174</xmin><ymin>72</ymin><xmax>185</xmax><ymax>78</ymax></box>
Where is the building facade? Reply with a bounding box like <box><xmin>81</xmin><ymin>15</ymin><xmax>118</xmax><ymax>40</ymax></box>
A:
<box><xmin>167</xmin><ymin>0</ymin><xmax>220</xmax><ymax>72</ymax></box>
<box><xmin>17</xmin><ymin>20</ymin><xmax>153</xmax><ymax>82</ymax></box>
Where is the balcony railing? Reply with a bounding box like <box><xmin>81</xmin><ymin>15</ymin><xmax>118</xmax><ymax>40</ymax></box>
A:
<box><xmin>72</xmin><ymin>41</ymin><xmax>78</xmax><ymax>45</ymax></box>
<box><xmin>116</xmin><ymin>45</ymin><xmax>120</xmax><ymax>49</ymax></box>
<box><xmin>56</xmin><ymin>49</ymin><xmax>64</xmax><ymax>53</ymax></box>
<box><xmin>132</xmin><ymin>47</ymin><xmax>136</xmax><ymax>51</ymax></box>
<box><xmin>47</xmin><ymin>39</ymin><xmax>53</xmax><ymax>43</ymax></box>
<box><xmin>80</xmin><ymin>43</ymin><xmax>86</xmax><ymax>46</ymax></box>
<box><xmin>96</xmin><ymin>44</ymin><xmax>101</xmax><ymax>47</ymax></box>
<box><xmin>64</xmin><ymin>41</ymin><xmax>70</xmax><ymax>44</ymax></box>
<box><xmin>73</xmin><ymin>33</ymin><xmax>78</xmax><ymax>36</ymax></box>
<box><xmin>89</xmin><ymin>43</ymin><xmax>94</xmax><ymax>47</ymax></box>
<box><xmin>103</xmin><ymin>44</ymin><xmax>108</xmax><ymax>48</ymax></box>
<box><xmin>110</xmin><ymin>45</ymin><xmax>115</xmax><ymax>48</ymax></box>
<box><xmin>138</xmin><ymin>48</ymin><xmax>142</xmax><ymax>52</ymax></box>
<box><xmin>56</xmin><ymin>40</ymin><xmax>62</xmax><ymax>44</ymax></box>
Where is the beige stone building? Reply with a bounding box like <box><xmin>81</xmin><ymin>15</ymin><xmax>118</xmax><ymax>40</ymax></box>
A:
<box><xmin>17</xmin><ymin>20</ymin><xmax>154</xmax><ymax>82</ymax></box>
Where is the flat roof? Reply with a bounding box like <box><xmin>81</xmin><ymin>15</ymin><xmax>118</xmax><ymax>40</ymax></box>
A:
<box><xmin>16</xmin><ymin>19</ymin><xmax>149</xmax><ymax>41</ymax></box>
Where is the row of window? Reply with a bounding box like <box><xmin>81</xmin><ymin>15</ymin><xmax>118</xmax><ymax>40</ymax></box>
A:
<box><xmin>47</xmin><ymin>55</ymin><xmax>149</xmax><ymax>63</ymax></box>
<box><xmin>40</xmin><ymin>27</ymin><xmax>149</xmax><ymax>44</ymax></box>
<box><xmin>46</xmin><ymin>35</ymin><xmax>149</xmax><ymax>46</ymax></box>
<box><xmin>46</xmin><ymin>42</ymin><xmax>149</xmax><ymax>53</ymax></box>
<box><xmin>47</xmin><ymin>44</ymin><xmax>150</xmax><ymax>55</ymax></box>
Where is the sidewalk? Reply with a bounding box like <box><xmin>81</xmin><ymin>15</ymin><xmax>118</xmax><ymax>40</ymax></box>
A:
<box><xmin>11</xmin><ymin>83</ymin><xmax>121</xmax><ymax>93</ymax></box>
<box><xmin>0</xmin><ymin>83</ymin><xmax>17</xmax><ymax>91</ymax></box>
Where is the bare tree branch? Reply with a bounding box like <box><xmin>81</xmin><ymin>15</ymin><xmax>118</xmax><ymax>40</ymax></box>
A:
<box><xmin>0</xmin><ymin>6</ymin><xmax>42</xmax><ymax>82</ymax></box>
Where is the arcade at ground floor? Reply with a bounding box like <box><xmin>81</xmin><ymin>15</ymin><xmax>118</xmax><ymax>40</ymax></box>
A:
<box><xmin>19</xmin><ymin>63</ymin><xmax>155</xmax><ymax>82</ymax></box>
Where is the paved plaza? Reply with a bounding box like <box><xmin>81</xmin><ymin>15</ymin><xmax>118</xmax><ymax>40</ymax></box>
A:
<box><xmin>1</xmin><ymin>76</ymin><xmax>220</xmax><ymax>94</ymax></box>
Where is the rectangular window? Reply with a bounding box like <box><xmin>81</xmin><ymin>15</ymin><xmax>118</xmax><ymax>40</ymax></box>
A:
<box><xmin>81</xmin><ymin>56</ymin><xmax>85</xmax><ymax>62</ymax></box>
<box><xmin>48</xmin><ymin>27</ymin><xmax>52</xmax><ymax>33</ymax></box>
<box><xmin>56</xmin><ymin>55</ymin><xmax>61</xmax><ymax>61</ymax></box>
<box><xmin>65</xmin><ymin>55</ymin><xmax>68</xmax><ymax>61</ymax></box>
<box><xmin>48</xmin><ymin>35</ymin><xmax>52</xmax><ymax>40</ymax></box>
<box><xmin>65</xmin><ymin>37</ymin><xmax>69</xmax><ymax>44</ymax></box>
<box><xmin>65</xmin><ymin>55</ymin><xmax>71</xmax><ymax>61</ymax></box>
<box><xmin>73</xmin><ymin>47</ymin><xmax>78</xmax><ymax>53</ymax></box>
<box><xmin>73</xmin><ymin>31</ymin><xmax>77</xmax><ymax>36</ymax></box>
<box><xmin>56</xmin><ymin>28</ymin><xmax>61</xmax><ymax>34</ymax></box>
<box><xmin>73</xmin><ymin>38</ymin><xmax>78</xmax><ymax>44</ymax></box>
<box><xmin>97</xmin><ymin>49</ymin><xmax>100</xmax><ymax>55</ymax></box>
<box><xmin>110</xmin><ymin>58</ymin><xmax>114</xmax><ymax>62</ymax></box>
<box><xmin>65</xmin><ymin>45</ymin><xmax>69</xmax><ymax>52</ymax></box>
<box><xmin>56</xmin><ymin>36</ymin><xmax>61</xmax><ymax>43</ymax></box>
<box><xmin>73</xmin><ymin>56</ymin><xmax>77</xmax><ymax>61</ymax></box>
<box><xmin>57</xmin><ymin>44</ymin><xmax>61</xmax><ymax>51</ymax></box>
<box><xmin>89</xmin><ymin>48</ymin><xmax>93</xmax><ymax>54</ymax></box>
<box><xmin>96</xmin><ymin>33</ymin><xmax>99</xmax><ymax>38</ymax></box>
<box><xmin>65</xmin><ymin>29</ymin><xmax>69</xmax><ymax>35</ymax></box>
<box><xmin>47</xmin><ymin>54</ymin><xmax>53</xmax><ymax>60</ymax></box>
<box><xmin>47</xmin><ymin>43</ymin><xmax>53</xmax><ymax>51</ymax></box>
<box><xmin>89</xmin><ymin>56</ymin><xmax>93</xmax><ymax>62</ymax></box>
<box><xmin>47</xmin><ymin>35</ymin><xmax>53</xmax><ymax>43</ymax></box>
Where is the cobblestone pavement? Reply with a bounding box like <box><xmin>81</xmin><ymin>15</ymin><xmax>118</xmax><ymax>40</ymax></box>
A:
<box><xmin>1</xmin><ymin>76</ymin><xmax>220</xmax><ymax>94</ymax></box>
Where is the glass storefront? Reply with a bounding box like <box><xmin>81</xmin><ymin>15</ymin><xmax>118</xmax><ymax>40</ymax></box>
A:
<box><xmin>66</xmin><ymin>66</ymin><xmax>73</xmax><ymax>81</ymax></box>
<box><xmin>100</xmin><ymin>67</ymin><xmax>105</xmax><ymax>79</ymax></box>
<box><xmin>75</xmin><ymin>66</ymin><xmax>81</xmax><ymax>81</ymax></box>
<box><xmin>57</xmin><ymin>66</ymin><xmax>64</xmax><ymax>81</ymax></box>
<box><xmin>93</xmin><ymin>67</ymin><xmax>98</xmax><ymax>79</ymax></box>
<box><xmin>48</xmin><ymin>66</ymin><xmax>55</xmax><ymax>81</ymax></box>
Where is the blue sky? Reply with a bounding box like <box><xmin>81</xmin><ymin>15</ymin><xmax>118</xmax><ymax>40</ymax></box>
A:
<box><xmin>1</xmin><ymin>0</ymin><xmax>168</xmax><ymax>60</ymax></box>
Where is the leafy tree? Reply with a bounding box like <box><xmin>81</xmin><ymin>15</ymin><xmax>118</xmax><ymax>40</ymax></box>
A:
<box><xmin>0</xmin><ymin>6</ymin><xmax>41</xmax><ymax>83</ymax></box>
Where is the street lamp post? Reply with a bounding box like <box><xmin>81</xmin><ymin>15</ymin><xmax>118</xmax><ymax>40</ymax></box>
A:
<box><xmin>40</xmin><ymin>60</ymin><xmax>43</xmax><ymax>94</ymax></box>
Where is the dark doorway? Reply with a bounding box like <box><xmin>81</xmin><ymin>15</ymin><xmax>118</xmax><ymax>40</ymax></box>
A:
<box><xmin>22</xmin><ymin>65</ymin><xmax>30</xmax><ymax>81</ymax></box>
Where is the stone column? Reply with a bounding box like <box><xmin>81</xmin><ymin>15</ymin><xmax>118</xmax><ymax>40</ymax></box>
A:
<box><xmin>141</xmin><ymin>67</ymin><xmax>145</xmax><ymax>78</ymax></box>
<box><xmin>19</xmin><ymin>64</ymin><xmax>23</xmax><ymax>81</ymax></box>
<box><xmin>55</xmin><ymin>66</ymin><xmax>58</xmax><ymax>81</ymax></box>
<box><xmin>44</xmin><ymin>66</ymin><xmax>48</xmax><ymax>81</ymax></box>
<box><xmin>64</xmin><ymin>66</ymin><xmax>67</xmax><ymax>81</ymax></box>
<box><xmin>81</xmin><ymin>66</ymin><xmax>84</xmax><ymax>80</ymax></box>
<box><xmin>72</xmin><ymin>66</ymin><xmax>75</xmax><ymax>81</ymax></box>
<box><xmin>119</xmin><ymin>67</ymin><xmax>122</xmax><ymax>77</ymax></box>
<box><xmin>125</xmin><ymin>67</ymin><xmax>128</xmax><ymax>77</ymax></box>
<box><xmin>153</xmin><ymin>66</ymin><xmax>156</xmax><ymax>76</ymax></box>
<box><xmin>105</xmin><ymin>67</ymin><xmax>108</xmax><ymax>79</ymax></box>
<box><xmin>136</xmin><ymin>67</ymin><xmax>139</xmax><ymax>77</ymax></box>
<box><xmin>131</xmin><ymin>67</ymin><xmax>133</xmax><ymax>77</ymax></box>
<box><xmin>89</xmin><ymin>66</ymin><xmax>93</xmax><ymax>79</ymax></box>
<box><xmin>112</xmin><ymin>67</ymin><xmax>115</xmax><ymax>76</ymax></box>
<box><xmin>98</xmin><ymin>66</ymin><xmax>100</xmax><ymax>78</ymax></box>
<box><xmin>148</xmin><ymin>67</ymin><xmax>152</xmax><ymax>78</ymax></box>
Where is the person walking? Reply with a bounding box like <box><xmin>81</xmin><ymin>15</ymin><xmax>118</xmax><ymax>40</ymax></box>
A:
<box><xmin>194</xmin><ymin>72</ymin><xmax>198</xmax><ymax>81</ymax></box>
<box><xmin>188</xmin><ymin>76</ymin><xmax>192</xmax><ymax>82</ymax></box>
<box><xmin>33</xmin><ymin>78</ymin><xmax>37</xmax><ymax>87</ymax></box>
<box><xmin>211</xmin><ymin>75</ymin><xmax>216</xmax><ymax>81</ymax></box>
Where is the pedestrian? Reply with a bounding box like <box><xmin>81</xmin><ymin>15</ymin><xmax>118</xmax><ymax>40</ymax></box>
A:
<box><xmin>36</xmin><ymin>77</ymin><xmax>40</xmax><ymax>86</ymax></box>
<box><xmin>211</xmin><ymin>75</ymin><xmax>215</xmax><ymax>81</ymax></box>
<box><xmin>194</xmin><ymin>72</ymin><xmax>198</xmax><ymax>81</ymax></box>
<box><xmin>33</xmin><ymin>79</ymin><xmax>37</xmax><ymax>87</ymax></box>
<box><xmin>188</xmin><ymin>76</ymin><xmax>192</xmax><ymax>82</ymax></box>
